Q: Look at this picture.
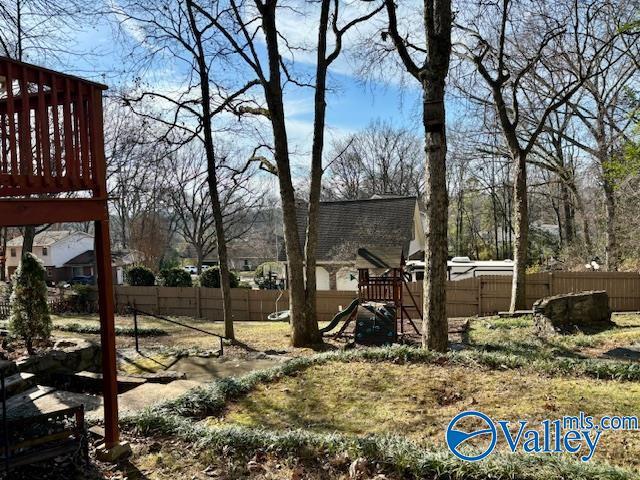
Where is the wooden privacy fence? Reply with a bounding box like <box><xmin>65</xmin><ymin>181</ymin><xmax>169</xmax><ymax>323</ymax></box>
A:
<box><xmin>113</xmin><ymin>272</ymin><xmax>640</xmax><ymax>322</ymax></box>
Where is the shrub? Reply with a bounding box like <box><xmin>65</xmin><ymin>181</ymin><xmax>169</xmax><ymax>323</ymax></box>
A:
<box><xmin>126</xmin><ymin>266</ymin><xmax>156</xmax><ymax>286</ymax></box>
<box><xmin>67</xmin><ymin>285</ymin><xmax>98</xmax><ymax>313</ymax></box>
<box><xmin>200</xmin><ymin>268</ymin><xmax>239</xmax><ymax>288</ymax></box>
<box><xmin>55</xmin><ymin>322</ymin><xmax>167</xmax><ymax>337</ymax></box>
<box><xmin>1</xmin><ymin>282</ymin><xmax>11</xmax><ymax>303</ymax></box>
<box><xmin>160</xmin><ymin>268</ymin><xmax>193</xmax><ymax>287</ymax></box>
<box><xmin>9</xmin><ymin>253</ymin><xmax>52</xmax><ymax>354</ymax></box>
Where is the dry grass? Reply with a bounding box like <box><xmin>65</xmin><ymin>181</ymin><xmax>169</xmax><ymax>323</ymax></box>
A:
<box><xmin>468</xmin><ymin>314</ymin><xmax>640</xmax><ymax>359</ymax></box>
<box><xmin>218</xmin><ymin>361</ymin><xmax>640</xmax><ymax>469</ymax></box>
<box><xmin>51</xmin><ymin>314</ymin><xmax>332</xmax><ymax>356</ymax></box>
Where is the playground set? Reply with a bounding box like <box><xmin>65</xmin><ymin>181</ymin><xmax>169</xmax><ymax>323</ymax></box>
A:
<box><xmin>319</xmin><ymin>247</ymin><xmax>423</xmax><ymax>345</ymax></box>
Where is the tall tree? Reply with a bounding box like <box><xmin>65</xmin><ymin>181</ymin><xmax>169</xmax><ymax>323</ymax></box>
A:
<box><xmin>326</xmin><ymin>120</ymin><xmax>424</xmax><ymax>200</ymax></box>
<box><xmin>381</xmin><ymin>0</ymin><xmax>452</xmax><ymax>351</ymax></box>
<box><xmin>552</xmin><ymin>4</ymin><xmax>638</xmax><ymax>271</ymax></box>
<box><xmin>111</xmin><ymin>0</ymin><xmax>262</xmax><ymax>340</ymax></box>
<box><xmin>167</xmin><ymin>143</ymin><xmax>263</xmax><ymax>273</ymax></box>
<box><xmin>456</xmin><ymin>0</ymin><xmax>615</xmax><ymax>310</ymax></box>
<box><xmin>198</xmin><ymin>0</ymin><xmax>383</xmax><ymax>347</ymax></box>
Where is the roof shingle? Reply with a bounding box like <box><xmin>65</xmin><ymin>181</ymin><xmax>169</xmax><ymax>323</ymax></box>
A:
<box><xmin>280</xmin><ymin>196</ymin><xmax>417</xmax><ymax>262</ymax></box>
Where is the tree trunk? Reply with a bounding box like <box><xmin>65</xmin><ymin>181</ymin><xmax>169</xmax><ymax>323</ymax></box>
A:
<box><xmin>455</xmin><ymin>190</ymin><xmax>464</xmax><ymax>255</ymax></box>
<box><xmin>196</xmin><ymin>249</ymin><xmax>204</xmax><ymax>275</ymax></box>
<box><xmin>551</xmin><ymin>195</ymin><xmax>563</xmax><ymax>248</ymax></box>
<box><xmin>421</xmin><ymin>79</ymin><xmax>450</xmax><ymax>351</ymax></box>
<box><xmin>560</xmin><ymin>182</ymin><xmax>575</xmax><ymax>245</ymax></box>
<box><xmin>260</xmin><ymin>3</ymin><xmax>321</xmax><ymax>347</ymax></box>
<box><xmin>22</xmin><ymin>225</ymin><xmax>35</xmax><ymax>258</ymax></box>
<box><xmin>603</xmin><ymin>177</ymin><xmax>618</xmax><ymax>271</ymax></box>
<box><xmin>509</xmin><ymin>151</ymin><xmax>528</xmax><ymax>312</ymax></box>
<box><xmin>302</xmin><ymin>0</ymin><xmax>331</xmax><ymax>343</ymax></box>
<box><xmin>571</xmin><ymin>189</ymin><xmax>593</xmax><ymax>255</ymax></box>
<box><xmin>186</xmin><ymin>0</ymin><xmax>234</xmax><ymax>340</ymax></box>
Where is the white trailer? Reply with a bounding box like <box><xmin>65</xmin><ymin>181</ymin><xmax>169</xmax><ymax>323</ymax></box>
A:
<box><xmin>407</xmin><ymin>256</ymin><xmax>514</xmax><ymax>282</ymax></box>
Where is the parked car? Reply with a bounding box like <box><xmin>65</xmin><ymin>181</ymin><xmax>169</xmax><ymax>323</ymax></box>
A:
<box><xmin>183</xmin><ymin>265</ymin><xmax>198</xmax><ymax>275</ymax></box>
<box><xmin>68</xmin><ymin>275</ymin><xmax>95</xmax><ymax>286</ymax></box>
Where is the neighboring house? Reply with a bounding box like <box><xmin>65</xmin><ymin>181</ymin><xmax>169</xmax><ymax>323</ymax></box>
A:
<box><xmin>281</xmin><ymin>196</ymin><xmax>425</xmax><ymax>291</ymax></box>
<box><xmin>63</xmin><ymin>250</ymin><xmax>140</xmax><ymax>285</ymax></box>
<box><xmin>199</xmin><ymin>234</ymin><xmax>283</xmax><ymax>272</ymax></box>
<box><xmin>5</xmin><ymin>231</ymin><xmax>94</xmax><ymax>282</ymax></box>
<box><xmin>5</xmin><ymin>231</ymin><xmax>138</xmax><ymax>285</ymax></box>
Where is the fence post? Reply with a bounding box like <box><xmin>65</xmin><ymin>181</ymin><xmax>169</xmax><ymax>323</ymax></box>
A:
<box><xmin>477</xmin><ymin>277</ymin><xmax>483</xmax><ymax>316</ymax></box>
<box><xmin>155</xmin><ymin>287</ymin><xmax>160</xmax><ymax>314</ymax></box>
<box><xmin>246</xmin><ymin>289</ymin><xmax>252</xmax><ymax>321</ymax></box>
<box><xmin>196</xmin><ymin>287</ymin><xmax>202</xmax><ymax>319</ymax></box>
<box><xmin>549</xmin><ymin>272</ymin><xmax>554</xmax><ymax>296</ymax></box>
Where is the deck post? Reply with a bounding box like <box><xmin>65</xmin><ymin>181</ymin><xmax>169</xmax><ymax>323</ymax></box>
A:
<box><xmin>94</xmin><ymin>218</ymin><xmax>120</xmax><ymax>446</ymax></box>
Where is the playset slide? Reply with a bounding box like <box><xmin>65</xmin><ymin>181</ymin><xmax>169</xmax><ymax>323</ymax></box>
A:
<box><xmin>319</xmin><ymin>298</ymin><xmax>360</xmax><ymax>335</ymax></box>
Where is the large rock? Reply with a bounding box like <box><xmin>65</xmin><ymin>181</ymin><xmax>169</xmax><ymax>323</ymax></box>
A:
<box><xmin>16</xmin><ymin>338</ymin><xmax>101</xmax><ymax>374</ymax></box>
<box><xmin>533</xmin><ymin>290</ymin><xmax>613</xmax><ymax>335</ymax></box>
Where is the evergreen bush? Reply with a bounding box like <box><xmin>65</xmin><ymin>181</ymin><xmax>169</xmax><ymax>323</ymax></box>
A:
<box><xmin>126</xmin><ymin>265</ymin><xmax>156</xmax><ymax>286</ymax></box>
<box><xmin>200</xmin><ymin>267</ymin><xmax>239</xmax><ymax>288</ymax></box>
<box><xmin>9</xmin><ymin>253</ymin><xmax>52</xmax><ymax>354</ymax></box>
<box><xmin>160</xmin><ymin>268</ymin><xmax>193</xmax><ymax>287</ymax></box>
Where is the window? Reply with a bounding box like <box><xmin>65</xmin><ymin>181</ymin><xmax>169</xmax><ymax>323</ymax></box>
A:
<box><xmin>10</xmin><ymin>248</ymin><xmax>16</xmax><ymax>257</ymax></box>
<box><xmin>42</xmin><ymin>247</ymin><xmax>48</xmax><ymax>256</ymax></box>
<box><xmin>46</xmin><ymin>267</ymin><xmax>53</xmax><ymax>278</ymax></box>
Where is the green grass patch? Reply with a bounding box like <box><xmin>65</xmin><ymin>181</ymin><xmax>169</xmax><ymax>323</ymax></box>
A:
<box><xmin>54</xmin><ymin>322</ymin><xmax>168</xmax><ymax>337</ymax></box>
<box><xmin>220</xmin><ymin>361</ymin><xmax>640</xmax><ymax>467</ymax></box>
<box><xmin>123</xmin><ymin>346</ymin><xmax>640</xmax><ymax>475</ymax></box>
<box><xmin>468</xmin><ymin>315</ymin><xmax>640</xmax><ymax>360</ymax></box>
<box><xmin>141</xmin><ymin>346</ymin><xmax>640</xmax><ymax>420</ymax></box>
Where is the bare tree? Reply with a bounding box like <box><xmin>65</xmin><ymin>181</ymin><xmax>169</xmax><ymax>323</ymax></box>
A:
<box><xmin>455</xmin><ymin>0</ymin><xmax>619</xmax><ymax>310</ymax></box>
<box><xmin>531</xmin><ymin>108</ymin><xmax>593</xmax><ymax>255</ymax></box>
<box><xmin>195</xmin><ymin>0</ymin><xmax>383</xmax><ymax>347</ymax></box>
<box><xmin>326</xmin><ymin>120</ymin><xmax>424</xmax><ymax>199</ymax></box>
<box><xmin>103</xmin><ymin>98</ymin><xmax>170</xmax><ymax>250</ymax></box>
<box><xmin>550</xmin><ymin>4</ymin><xmax>639</xmax><ymax>270</ymax></box>
<box><xmin>109</xmin><ymin>0</ymin><xmax>264</xmax><ymax>340</ymax></box>
<box><xmin>167</xmin><ymin>143</ymin><xmax>264</xmax><ymax>273</ymax></box>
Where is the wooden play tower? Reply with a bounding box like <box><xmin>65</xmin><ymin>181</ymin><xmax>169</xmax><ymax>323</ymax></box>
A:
<box><xmin>0</xmin><ymin>57</ymin><xmax>120</xmax><ymax>448</ymax></box>
<box><xmin>356</xmin><ymin>247</ymin><xmax>421</xmax><ymax>336</ymax></box>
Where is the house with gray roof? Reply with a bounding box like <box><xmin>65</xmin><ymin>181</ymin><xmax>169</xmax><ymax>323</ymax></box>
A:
<box><xmin>282</xmin><ymin>196</ymin><xmax>424</xmax><ymax>290</ymax></box>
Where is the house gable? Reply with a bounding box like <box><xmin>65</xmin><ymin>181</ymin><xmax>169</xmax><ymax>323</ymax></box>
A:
<box><xmin>284</xmin><ymin>196</ymin><xmax>423</xmax><ymax>263</ymax></box>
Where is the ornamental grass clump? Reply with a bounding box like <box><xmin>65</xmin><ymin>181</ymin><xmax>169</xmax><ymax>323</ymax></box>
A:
<box><xmin>9</xmin><ymin>253</ymin><xmax>52</xmax><ymax>354</ymax></box>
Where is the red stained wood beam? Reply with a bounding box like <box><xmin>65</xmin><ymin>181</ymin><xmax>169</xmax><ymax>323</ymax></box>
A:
<box><xmin>0</xmin><ymin>198</ymin><xmax>108</xmax><ymax>226</ymax></box>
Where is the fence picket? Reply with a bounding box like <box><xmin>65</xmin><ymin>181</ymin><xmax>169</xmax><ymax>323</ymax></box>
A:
<box><xmin>107</xmin><ymin>272</ymin><xmax>640</xmax><ymax>321</ymax></box>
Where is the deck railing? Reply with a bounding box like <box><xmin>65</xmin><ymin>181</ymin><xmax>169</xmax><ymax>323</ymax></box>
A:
<box><xmin>0</xmin><ymin>57</ymin><xmax>107</xmax><ymax>197</ymax></box>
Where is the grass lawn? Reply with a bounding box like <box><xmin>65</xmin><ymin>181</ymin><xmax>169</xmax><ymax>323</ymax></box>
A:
<box><xmin>45</xmin><ymin>312</ymin><xmax>640</xmax><ymax>477</ymax></box>
<box><xmin>468</xmin><ymin>314</ymin><xmax>640</xmax><ymax>359</ymax></box>
<box><xmin>217</xmin><ymin>361</ymin><xmax>640</xmax><ymax>468</ymax></box>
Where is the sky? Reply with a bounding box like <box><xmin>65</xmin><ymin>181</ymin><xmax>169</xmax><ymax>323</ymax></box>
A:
<box><xmin>35</xmin><ymin>2</ymin><xmax>446</xmax><ymax>178</ymax></box>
